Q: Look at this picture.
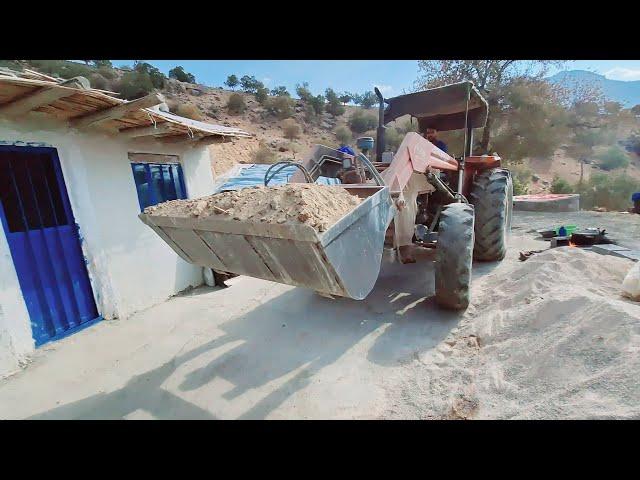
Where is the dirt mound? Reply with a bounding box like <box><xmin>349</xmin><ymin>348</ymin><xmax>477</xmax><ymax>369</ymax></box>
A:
<box><xmin>389</xmin><ymin>246</ymin><xmax>640</xmax><ymax>419</ymax></box>
<box><xmin>144</xmin><ymin>183</ymin><xmax>362</xmax><ymax>232</ymax></box>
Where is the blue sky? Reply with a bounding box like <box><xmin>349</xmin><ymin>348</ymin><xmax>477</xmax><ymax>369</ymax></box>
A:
<box><xmin>111</xmin><ymin>60</ymin><xmax>640</xmax><ymax>97</ymax></box>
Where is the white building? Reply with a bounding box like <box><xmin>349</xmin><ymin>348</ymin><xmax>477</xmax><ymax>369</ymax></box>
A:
<box><xmin>0</xmin><ymin>72</ymin><xmax>250</xmax><ymax>377</ymax></box>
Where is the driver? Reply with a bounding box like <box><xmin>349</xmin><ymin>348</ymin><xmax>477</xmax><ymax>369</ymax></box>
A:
<box><xmin>423</xmin><ymin>127</ymin><xmax>448</xmax><ymax>153</ymax></box>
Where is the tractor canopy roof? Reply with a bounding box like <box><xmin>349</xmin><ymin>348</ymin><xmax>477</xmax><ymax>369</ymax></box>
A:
<box><xmin>383</xmin><ymin>81</ymin><xmax>488</xmax><ymax>132</ymax></box>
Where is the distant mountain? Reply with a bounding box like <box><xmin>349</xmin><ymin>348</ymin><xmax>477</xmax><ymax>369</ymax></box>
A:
<box><xmin>548</xmin><ymin>70</ymin><xmax>640</xmax><ymax>107</ymax></box>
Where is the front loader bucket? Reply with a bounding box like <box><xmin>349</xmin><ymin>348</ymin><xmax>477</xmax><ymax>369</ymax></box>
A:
<box><xmin>139</xmin><ymin>186</ymin><xmax>394</xmax><ymax>300</ymax></box>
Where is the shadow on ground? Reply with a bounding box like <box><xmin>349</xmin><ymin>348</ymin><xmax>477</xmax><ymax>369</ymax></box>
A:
<box><xmin>29</xmin><ymin>252</ymin><xmax>479</xmax><ymax>420</ymax></box>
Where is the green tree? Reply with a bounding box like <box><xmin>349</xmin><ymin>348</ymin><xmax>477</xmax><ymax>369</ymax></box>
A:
<box><xmin>295</xmin><ymin>82</ymin><xmax>312</xmax><ymax>102</ymax></box>
<box><xmin>308</xmin><ymin>95</ymin><xmax>325</xmax><ymax>117</ymax></box>
<box><xmin>169</xmin><ymin>66</ymin><xmax>196</xmax><ymax>83</ymax></box>
<box><xmin>415</xmin><ymin>60</ymin><xmax>565</xmax><ymax>153</ymax></box>
<box><xmin>116</xmin><ymin>71</ymin><xmax>155</xmax><ymax>100</ymax></box>
<box><xmin>359</xmin><ymin>91</ymin><xmax>377</xmax><ymax>109</ymax></box>
<box><xmin>488</xmin><ymin>77</ymin><xmax>571</xmax><ymax>163</ymax></box>
<box><xmin>270</xmin><ymin>86</ymin><xmax>290</xmax><ymax>97</ymax></box>
<box><xmin>631</xmin><ymin>104</ymin><xmax>640</xmax><ymax>116</ymax></box>
<box><xmin>133</xmin><ymin>61</ymin><xmax>165</xmax><ymax>89</ymax></box>
<box><xmin>225</xmin><ymin>74</ymin><xmax>239</xmax><ymax>90</ymax></box>
<box><xmin>240</xmin><ymin>75</ymin><xmax>263</xmax><ymax>93</ymax></box>
<box><xmin>91</xmin><ymin>60</ymin><xmax>112</xmax><ymax>68</ymax></box>
<box><xmin>325</xmin><ymin>88</ymin><xmax>345</xmax><ymax>117</ymax></box>
<box><xmin>254</xmin><ymin>86</ymin><xmax>269</xmax><ymax>105</ymax></box>
<box><xmin>339</xmin><ymin>93</ymin><xmax>352</xmax><ymax>105</ymax></box>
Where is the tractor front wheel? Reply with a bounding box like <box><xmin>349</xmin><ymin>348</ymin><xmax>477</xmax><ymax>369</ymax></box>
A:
<box><xmin>435</xmin><ymin>202</ymin><xmax>475</xmax><ymax>310</ymax></box>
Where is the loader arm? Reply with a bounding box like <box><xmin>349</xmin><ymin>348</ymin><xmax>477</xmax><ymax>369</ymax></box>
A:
<box><xmin>380</xmin><ymin>132</ymin><xmax>458</xmax><ymax>196</ymax></box>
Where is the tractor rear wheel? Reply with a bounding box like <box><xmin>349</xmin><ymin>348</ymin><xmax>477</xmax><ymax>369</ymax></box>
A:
<box><xmin>435</xmin><ymin>202</ymin><xmax>475</xmax><ymax>310</ymax></box>
<box><xmin>470</xmin><ymin>168</ymin><xmax>513</xmax><ymax>261</ymax></box>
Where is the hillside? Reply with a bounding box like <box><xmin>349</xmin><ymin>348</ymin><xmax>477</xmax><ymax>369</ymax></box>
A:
<box><xmin>161</xmin><ymin>83</ymin><xmax>368</xmax><ymax>176</ymax></box>
<box><xmin>4</xmin><ymin>60</ymin><xmax>639</xmax><ymax>202</ymax></box>
<box><xmin>549</xmin><ymin>70</ymin><xmax>640</xmax><ymax>107</ymax></box>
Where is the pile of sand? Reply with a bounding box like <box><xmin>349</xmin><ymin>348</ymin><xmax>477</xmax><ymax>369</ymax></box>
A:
<box><xmin>389</xmin><ymin>247</ymin><xmax>640</xmax><ymax>419</ymax></box>
<box><xmin>144</xmin><ymin>184</ymin><xmax>362</xmax><ymax>232</ymax></box>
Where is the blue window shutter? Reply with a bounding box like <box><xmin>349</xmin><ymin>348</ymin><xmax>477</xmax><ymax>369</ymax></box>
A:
<box><xmin>131</xmin><ymin>162</ymin><xmax>187</xmax><ymax>212</ymax></box>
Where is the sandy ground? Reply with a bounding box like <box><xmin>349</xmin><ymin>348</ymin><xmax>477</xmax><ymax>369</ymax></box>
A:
<box><xmin>0</xmin><ymin>217</ymin><xmax>638</xmax><ymax>419</ymax></box>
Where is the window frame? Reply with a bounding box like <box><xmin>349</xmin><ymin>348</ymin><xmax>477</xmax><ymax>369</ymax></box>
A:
<box><xmin>130</xmin><ymin>161</ymin><xmax>187</xmax><ymax>212</ymax></box>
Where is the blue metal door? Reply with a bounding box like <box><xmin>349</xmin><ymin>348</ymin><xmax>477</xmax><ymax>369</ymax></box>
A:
<box><xmin>0</xmin><ymin>146</ymin><xmax>100</xmax><ymax>346</ymax></box>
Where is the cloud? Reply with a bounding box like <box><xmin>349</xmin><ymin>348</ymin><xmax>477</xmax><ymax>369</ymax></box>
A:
<box><xmin>604</xmin><ymin>68</ymin><xmax>640</xmax><ymax>81</ymax></box>
<box><xmin>373</xmin><ymin>84</ymin><xmax>393</xmax><ymax>94</ymax></box>
<box><xmin>261</xmin><ymin>77</ymin><xmax>272</xmax><ymax>85</ymax></box>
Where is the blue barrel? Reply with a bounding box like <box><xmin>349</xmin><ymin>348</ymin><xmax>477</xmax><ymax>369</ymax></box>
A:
<box><xmin>356</xmin><ymin>137</ymin><xmax>374</xmax><ymax>151</ymax></box>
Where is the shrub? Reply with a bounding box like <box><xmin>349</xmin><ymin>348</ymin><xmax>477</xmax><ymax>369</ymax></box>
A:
<box><xmin>226</xmin><ymin>93</ymin><xmax>246</xmax><ymax>114</ymax></box>
<box><xmin>115</xmin><ymin>71</ymin><xmax>155</xmax><ymax>100</ymax></box>
<box><xmin>266</xmin><ymin>95</ymin><xmax>294</xmax><ymax>119</ymax></box>
<box><xmin>89</xmin><ymin>73</ymin><xmax>109</xmax><ymax>90</ymax></box>
<box><xmin>254</xmin><ymin>144</ymin><xmax>277</xmax><ymax>163</ymax></box>
<box><xmin>624</xmin><ymin>131</ymin><xmax>640</xmax><ymax>154</ymax></box>
<box><xmin>512</xmin><ymin>176</ymin><xmax>530</xmax><ymax>195</ymax></box>
<box><xmin>97</xmin><ymin>65</ymin><xmax>117</xmax><ymax>79</ymax></box>
<box><xmin>0</xmin><ymin>60</ymin><xmax>22</xmax><ymax>70</ymax></box>
<box><xmin>596</xmin><ymin>146</ymin><xmax>630</xmax><ymax>171</ymax></box>
<box><xmin>288</xmin><ymin>142</ymin><xmax>302</xmax><ymax>159</ymax></box>
<box><xmin>175</xmin><ymin>103</ymin><xmax>203</xmax><ymax>121</ymax></box>
<box><xmin>383</xmin><ymin>127</ymin><xmax>403</xmax><ymax>152</ymax></box>
<box><xmin>169</xmin><ymin>66</ymin><xmax>196</xmax><ymax>83</ymax></box>
<box><xmin>207</xmin><ymin>105</ymin><xmax>219</xmax><ymax>117</ymax></box>
<box><xmin>254</xmin><ymin>86</ymin><xmax>269</xmax><ymax>105</ymax></box>
<box><xmin>396</xmin><ymin>118</ymin><xmax>419</xmax><ymax>134</ymax></box>
<box><xmin>30</xmin><ymin>60</ymin><xmax>92</xmax><ymax>80</ymax></box>
<box><xmin>282</xmin><ymin>119</ymin><xmax>301</xmax><ymax>140</ymax></box>
<box><xmin>225</xmin><ymin>75</ymin><xmax>239</xmax><ymax>90</ymax></box>
<box><xmin>508</xmin><ymin>165</ymin><xmax>533</xmax><ymax>195</ymax></box>
<box><xmin>550</xmin><ymin>175</ymin><xmax>574</xmax><ymax>194</ymax></box>
<box><xmin>348</xmin><ymin>110</ymin><xmax>377</xmax><ymax>133</ymax></box>
<box><xmin>334</xmin><ymin>126</ymin><xmax>352</xmax><ymax>145</ymax></box>
<box><xmin>577</xmin><ymin>173</ymin><xmax>640</xmax><ymax>211</ymax></box>
<box><xmin>166</xmin><ymin>98</ymin><xmax>180</xmax><ymax>113</ymax></box>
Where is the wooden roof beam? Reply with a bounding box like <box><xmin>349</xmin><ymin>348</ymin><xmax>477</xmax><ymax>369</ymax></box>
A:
<box><xmin>118</xmin><ymin>122</ymin><xmax>176</xmax><ymax>138</ymax></box>
<box><xmin>0</xmin><ymin>76</ymin><xmax>89</xmax><ymax>117</ymax></box>
<box><xmin>70</xmin><ymin>92</ymin><xmax>164</xmax><ymax>129</ymax></box>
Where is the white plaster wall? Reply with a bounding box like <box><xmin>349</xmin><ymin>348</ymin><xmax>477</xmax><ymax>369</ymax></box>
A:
<box><xmin>0</xmin><ymin>117</ymin><xmax>216</xmax><ymax>377</ymax></box>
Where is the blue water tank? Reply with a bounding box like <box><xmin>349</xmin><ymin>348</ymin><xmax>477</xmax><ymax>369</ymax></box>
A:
<box><xmin>356</xmin><ymin>137</ymin><xmax>375</xmax><ymax>151</ymax></box>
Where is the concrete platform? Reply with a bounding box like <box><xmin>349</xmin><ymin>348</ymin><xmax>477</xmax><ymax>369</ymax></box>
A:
<box><xmin>513</xmin><ymin>194</ymin><xmax>580</xmax><ymax>212</ymax></box>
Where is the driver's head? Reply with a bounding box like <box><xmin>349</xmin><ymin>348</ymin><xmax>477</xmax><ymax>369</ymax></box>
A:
<box><xmin>424</xmin><ymin>127</ymin><xmax>438</xmax><ymax>142</ymax></box>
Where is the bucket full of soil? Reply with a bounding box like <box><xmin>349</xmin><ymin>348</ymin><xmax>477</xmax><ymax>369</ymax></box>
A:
<box><xmin>139</xmin><ymin>183</ymin><xmax>395</xmax><ymax>299</ymax></box>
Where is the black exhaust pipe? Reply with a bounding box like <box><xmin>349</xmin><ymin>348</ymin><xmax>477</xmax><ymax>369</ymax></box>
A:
<box><xmin>374</xmin><ymin>87</ymin><xmax>385</xmax><ymax>162</ymax></box>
